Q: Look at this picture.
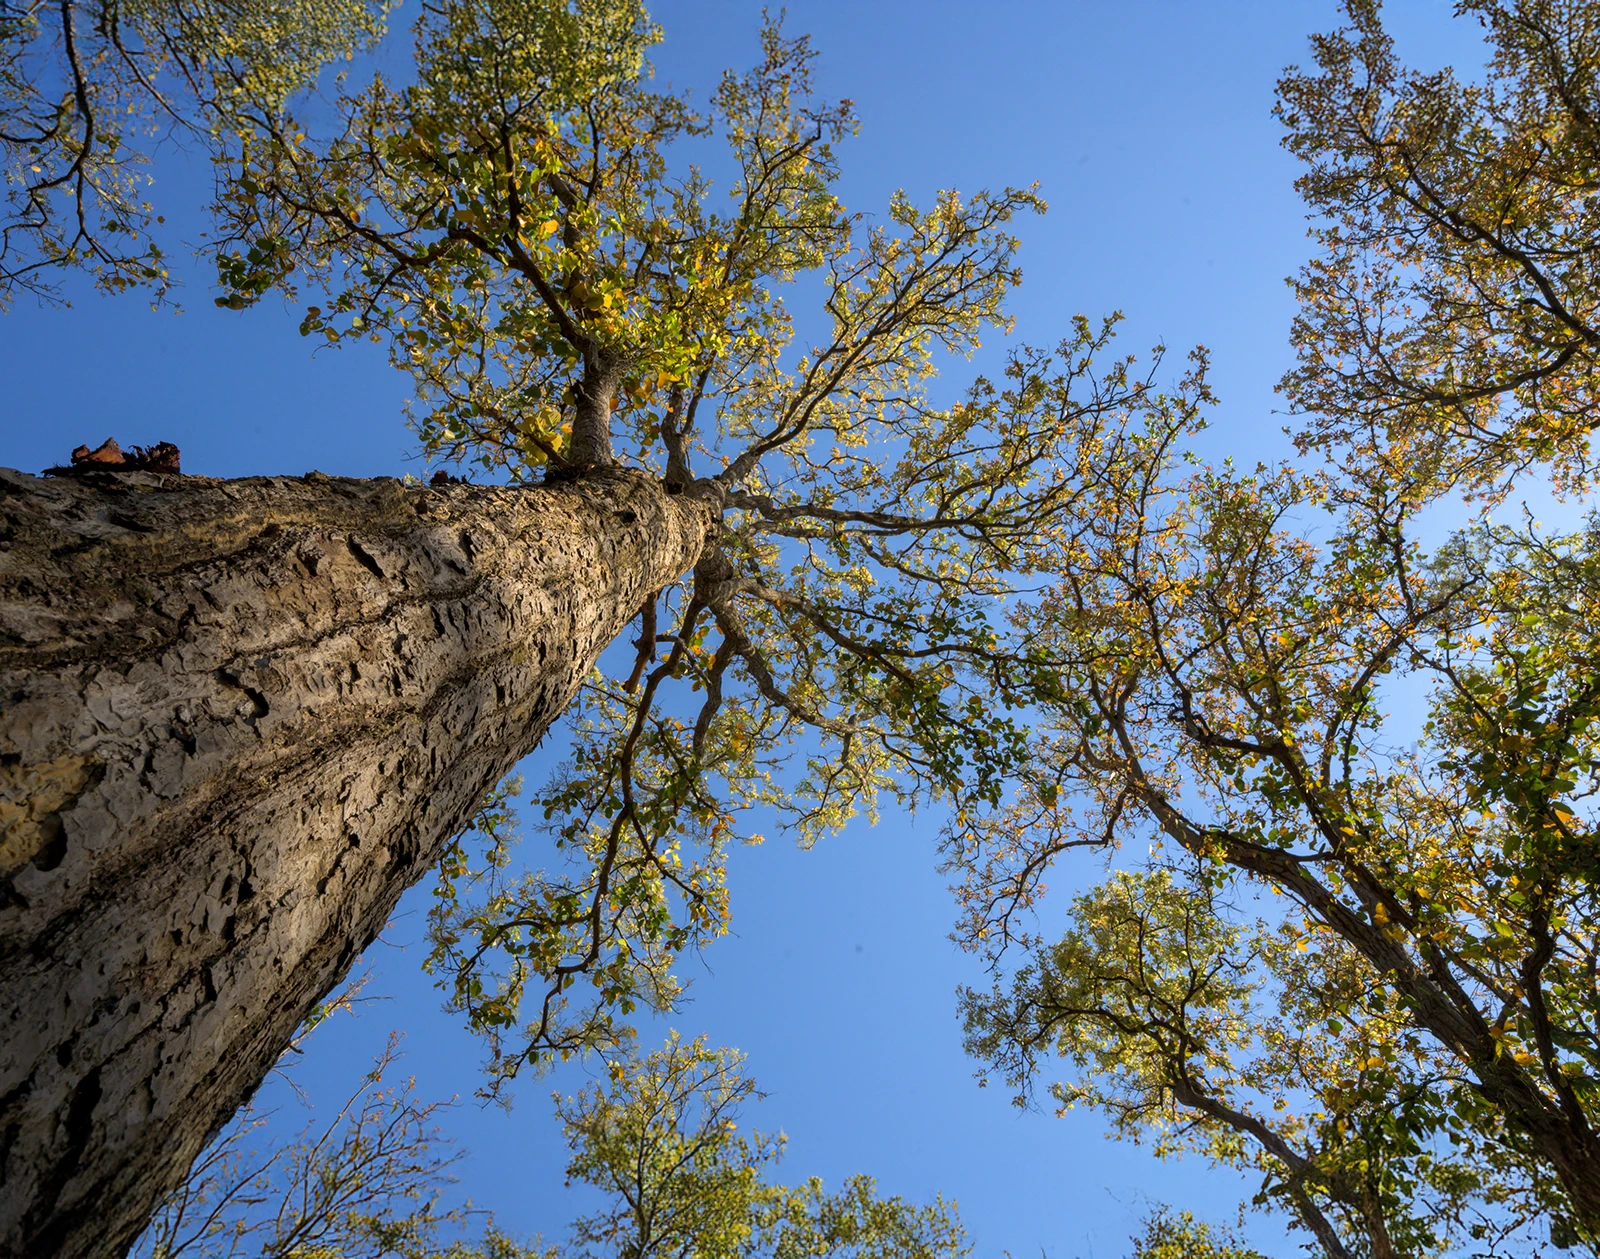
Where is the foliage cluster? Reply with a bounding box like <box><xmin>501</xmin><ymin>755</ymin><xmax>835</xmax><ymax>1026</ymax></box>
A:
<box><xmin>0</xmin><ymin>0</ymin><xmax>387</xmax><ymax>303</ymax></box>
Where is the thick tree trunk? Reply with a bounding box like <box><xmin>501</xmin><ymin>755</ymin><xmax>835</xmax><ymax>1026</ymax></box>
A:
<box><xmin>0</xmin><ymin>465</ymin><xmax>709</xmax><ymax>1259</ymax></box>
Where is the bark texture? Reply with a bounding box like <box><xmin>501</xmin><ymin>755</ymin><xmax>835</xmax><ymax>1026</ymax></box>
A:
<box><xmin>0</xmin><ymin>465</ymin><xmax>709</xmax><ymax>1259</ymax></box>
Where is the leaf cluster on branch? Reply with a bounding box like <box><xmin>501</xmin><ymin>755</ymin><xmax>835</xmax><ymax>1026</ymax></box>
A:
<box><xmin>0</xmin><ymin>0</ymin><xmax>388</xmax><ymax>304</ymax></box>
<box><xmin>1281</xmin><ymin>0</ymin><xmax>1600</xmax><ymax>501</ymax></box>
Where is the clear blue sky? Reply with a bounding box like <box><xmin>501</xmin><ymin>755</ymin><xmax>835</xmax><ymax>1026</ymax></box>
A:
<box><xmin>0</xmin><ymin>3</ymin><xmax>1487</xmax><ymax>1255</ymax></box>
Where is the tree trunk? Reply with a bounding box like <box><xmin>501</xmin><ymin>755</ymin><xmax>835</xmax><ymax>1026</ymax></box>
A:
<box><xmin>0</xmin><ymin>465</ymin><xmax>709</xmax><ymax>1259</ymax></box>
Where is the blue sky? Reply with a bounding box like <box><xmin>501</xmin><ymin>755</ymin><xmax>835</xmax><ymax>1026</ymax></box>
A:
<box><xmin>0</xmin><ymin>2</ymin><xmax>1490</xmax><ymax>1255</ymax></box>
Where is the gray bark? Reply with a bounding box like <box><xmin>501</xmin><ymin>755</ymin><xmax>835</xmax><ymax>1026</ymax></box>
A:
<box><xmin>0</xmin><ymin>465</ymin><xmax>709</xmax><ymax>1259</ymax></box>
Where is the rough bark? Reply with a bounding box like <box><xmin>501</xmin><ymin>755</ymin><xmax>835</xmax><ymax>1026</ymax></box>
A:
<box><xmin>0</xmin><ymin>465</ymin><xmax>710</xmax><ymax>1259</ymax></box>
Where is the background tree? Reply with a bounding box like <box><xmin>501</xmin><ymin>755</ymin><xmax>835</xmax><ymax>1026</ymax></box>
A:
<box><xmin>0</xmin><ymin>0</ymin><xmax>388</xmax><ymax>304</ymax></box>
<box><xmin>132</xmin><ymin>1032</ymin><xmax>968</xmax><ymax>1259</ymax></box>
<box><xmin>956</xmin><ymin>2</ymin><xmax>1600</xmax><ymax>1255</ymax></box>
<box><xmin>554</xmin><ymin>1035</ymin><xmax>967</xmax><ymax>1259</ymax></box>
<box><xmin>131</xmin><ymin>1034</ymin><xmax>541</xmax><ymax>1259</ymax></box>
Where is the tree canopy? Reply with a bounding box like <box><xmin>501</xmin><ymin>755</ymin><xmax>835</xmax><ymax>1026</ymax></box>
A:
<box><xmin>957</xmin><ymin>2</ymin><xmax>1600</xmax><ymax>1255</ymax></box>
<box><xmin>15</xmin><ymin>0</ymin><xmax>1600</xmax><ymax>1255</ymax></box>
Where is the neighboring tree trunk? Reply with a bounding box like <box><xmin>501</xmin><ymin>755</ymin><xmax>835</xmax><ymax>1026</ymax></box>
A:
<box><xmin>0</xmin><ymin>465</ymin><xmax>710</xmax><ymax>1259</ymax></box>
